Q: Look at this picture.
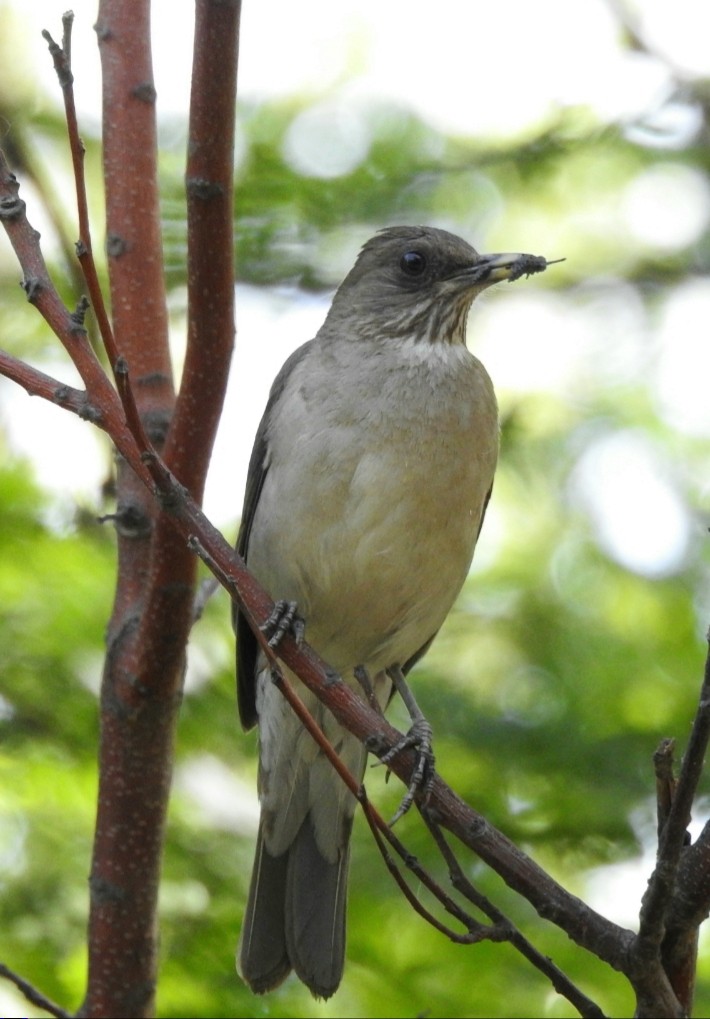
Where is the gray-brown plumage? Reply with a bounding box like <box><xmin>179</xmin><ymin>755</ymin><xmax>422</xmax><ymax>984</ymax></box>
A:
<box><xmin>234</xmin><ymin>226</ymin><xmax>551</xmax><ymax>998</ymax></box>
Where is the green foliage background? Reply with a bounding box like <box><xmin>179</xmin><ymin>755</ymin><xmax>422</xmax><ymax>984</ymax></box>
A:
<box><xmin>1</xmin><ymin>2</ymin><xmax>709</xmax><ymax>1017</ymax></box>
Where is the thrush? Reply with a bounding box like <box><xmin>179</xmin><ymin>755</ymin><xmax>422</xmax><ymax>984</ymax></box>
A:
<box><xmin>234</xmin><ymin>225</ymin><xmax>554</xmax><ymax>998</ymax></box>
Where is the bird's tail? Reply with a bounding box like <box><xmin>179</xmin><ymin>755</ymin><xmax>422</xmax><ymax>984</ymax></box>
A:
<box><xmin>237</xmin><ymin>813</ymin><xmax>352</xmax><ymax>1000</ymax></box>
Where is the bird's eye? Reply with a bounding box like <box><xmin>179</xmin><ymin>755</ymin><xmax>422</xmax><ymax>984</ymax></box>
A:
<box><xmin>400</xmin><ymin>250</ymin><xmax>427</xmax><ymax>276</ymax></box>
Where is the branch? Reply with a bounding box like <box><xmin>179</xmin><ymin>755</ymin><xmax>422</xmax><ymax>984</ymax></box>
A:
<box><xmin>0</xmin><ymin>152</ymin><xmax>121</xmax><ymax>410</ymax></box>
<box><xmin>77</xmin><ymin>3</ymin><xmax>184</xmax><ymax>1014</ymax></box>
<box><xmin>164</xmin><ymin>0</ymin><xmax>240</xmax><ymax>499</ymax></box>
<box><xmin>646</xmin><ymin>635</ymin><xmax>710</xmax><ymax>1015</ymax></box>
<box><xmin>667</xmin><ymin>818</ymin><xmax>710</xmax><ymax>932</ymax></box>
<box><xmin>0</xmin><ymin>350</ymin><xmax>102</xmax><ymax>422</ymax></box>
<box><xmin>422</xmin><ymin>814</ymin><xmax>607</xmax><ymax>1019</ymax></box>
<box><xmin>42</xmin><ymin>15</ymin><xmax>120</xmax><ymax>371</ymax></box>
<box><xmin>359</xmin><ymin>789</ymin><xmax>504</xmax><ymax>945</ymax></box>
<box><xmin>653</xmin><ymin>738</ymin><xmax>678</xmax><ymax>836</ymax></box>
<box><xmin>635</xmin><ymin>635</ymin><xmax>710</xmax><ymax>952</ymax></box>
<box><xmin>0</xmin><ymin>962</ymin><xmax>71</xmax><ymax>1019</ymax></box>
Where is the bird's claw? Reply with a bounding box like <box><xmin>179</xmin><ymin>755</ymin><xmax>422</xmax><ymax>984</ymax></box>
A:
<box><xmin>381</xmin><ymin>717</ymin><xmax>435</xmax><ymax>825</ymax></box>
<box><xmin>260</xmin><ymin>599</ymin><xmax>305</xmax><ymax>649</ymax></box>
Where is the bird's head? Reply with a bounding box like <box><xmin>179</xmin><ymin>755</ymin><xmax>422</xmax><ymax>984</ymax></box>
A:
<box><xmin>322</xmin><ymin>225</ymin><xmax>557</xmax><ymax>346</ymax></box>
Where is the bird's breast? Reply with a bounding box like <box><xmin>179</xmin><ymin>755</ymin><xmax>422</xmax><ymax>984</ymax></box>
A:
<box><xmin>247</xmin><ymin>340</ymin><xmax>498</xmax><ymax>672</ymax></box>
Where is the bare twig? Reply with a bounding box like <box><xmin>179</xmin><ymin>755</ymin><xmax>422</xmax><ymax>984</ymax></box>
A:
<box><xmin>359</xmin><ymin>788</ymin><xmax>503</xmax><ymax>945</ymax></box>
<box><xmin>654</xmin><ymin>738</ymin><xmax>678</xmax><ymax>838</ymax></box>
<box><xmin>0</xmin><ymin>961</ymin><xmax>71</xmax><ymax>1019</ymax></box>
<box><xmin>0</xmin><ymin>349</ymin><xmax>102</xmax><ymax>422</ymax></box>
<box><xmin>651</xmin><ymin>637</ymin><xmax>710</xmax><ymax>1015</ymax></box>
<box><xmin>114</xmin><ymin>355</ymin><xmax>157</xmax><ymax>456</ymax></box>
<box><xmin>42</xmin><ymin>19</ymin><xmax>119</xmax><ymax>371</ymax></box>
<box><xmin>637</xmin><ymin>636</ymin><xmax>710</xmax><ymax>954</ymax></box>
<box><xmin>422</xmin><ymin>814</ymin><xmax>607</xmax><ymax>1019</ymax></box>
<box><xmin>0</xmin><ymin>151</ymin><xmax>121</xmax><ymax>411</ymax></box>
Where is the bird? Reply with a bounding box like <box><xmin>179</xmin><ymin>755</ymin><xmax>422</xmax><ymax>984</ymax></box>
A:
<box><xmin>233</xmin><ymin>225</ymin><xmax>554</xmax><ymax>999</ymax></box>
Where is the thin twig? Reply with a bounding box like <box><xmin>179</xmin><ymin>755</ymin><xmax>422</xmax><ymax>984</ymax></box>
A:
<box><xmin>422</xmin><ymin>813</ymin><xmax>607</xmax><ymax>1019</ymax></box>
<box><xmin>654</xmin><ymin>738</ymin><xmax>678</xmax><ymax>838</ymax></box>
<box><xmin>359</xmin><ymin>786</ymin><xmax>501</xmax><ymax>944</ymax></box>
<box><xmin>0</xmin><ymin>962</ymin><xmax>71</xmax><ymax>1019</ymax></box>
<box><xmin>637</xmin><ymin>634</ymin><xmax>710</xmax><ymax>954</ymax></box>
<box><xmin>0</xmin><ymin>350</ymin><xmax>102</xmax><ymax>423</ymax></box>
<box><xmin>42</xmin><ymin>20</ymin><xmax>120</xmax><ymax>370</ymax></box>
<box><xmin>114</xmin><ymin>355</ymin><xmax>156</xmax><ymax>456</ymax></box>
<box><xmin>0</xmin><ymin>151</ymin><xmax>119</xmax><ymax>408</ymax></box>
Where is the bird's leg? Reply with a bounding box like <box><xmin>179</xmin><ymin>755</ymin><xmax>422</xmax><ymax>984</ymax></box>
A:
<box><xmin>382</xmin><ymin>665</ymin><xmax>435</xmax><ymax>824</ymax></box>
<box><xmin>260</xmin><ymin>599</ymin><xmax>305</xmax><ymax>649</ymax></box>
<box><xmin>353</xmin><ymin>664</ymin><xmax>383</xmax><ymax>714</ymax></box>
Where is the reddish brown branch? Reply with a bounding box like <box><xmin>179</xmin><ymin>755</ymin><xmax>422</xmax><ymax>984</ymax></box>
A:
<box><xmin>42</xmin><ymin>15</ymin><xmax>120</xmax><ymax>371</ymax></box>
<box><xmin>78</xmin><ymin>3</ymin><xmax>183</xmax><ymax>1015</ymax></box>
<box><xmin>0</xmin><ymin>350</ymin><xmax>102</xmax><ymax>422</ymax></box>
<box><xmin>0</xmin><ymin>152</ymin><xmax>118</xmax><ymax>412</ymax></box>
<box><xmin>163</xmin><ymin>0</ymin><xmax>241</xmax><ymax>498</ymax></box>
<box><xmin>96</xmin><ymin>1</ymin><xmax>172</xmax><ymax>387</ymax></box>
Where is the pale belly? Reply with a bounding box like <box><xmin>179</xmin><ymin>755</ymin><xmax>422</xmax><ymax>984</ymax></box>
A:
<box><xmin>248</xmin><ymin>405</ymin><xmax>496</xmax><ymax>676</ymax></box>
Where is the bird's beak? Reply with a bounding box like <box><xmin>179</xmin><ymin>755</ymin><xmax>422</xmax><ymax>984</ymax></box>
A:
<box><xmin>474</xmin><ymin>252</ymin><xmax>561</xmax><ymax>284</ymax></box>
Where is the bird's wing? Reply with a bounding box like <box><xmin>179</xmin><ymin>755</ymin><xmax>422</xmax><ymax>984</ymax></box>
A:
<box><xmin>400</xmin><ymin>481</ymin><xmax>493</xmax><ymax>682</ymax></box>
<box><xmin>235</xmin><ymin>342</ymin><xmax>312</xmax><ymax>731</ymax></box>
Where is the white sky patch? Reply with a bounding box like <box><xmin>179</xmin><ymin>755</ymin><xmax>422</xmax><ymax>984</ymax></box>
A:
<box><xmin>653</xmin><ymin>280</ymin><xmax>710</xmax><ymax>437</ymax></box>
<box><xmin>622</xmin><ymin>163</ymin><xmax>710</xmax><ymax>251</ymax></box>
<box><xmin>571</xmin><ymin>430</ymin><xmax>692</xmax><ymax>577</ymax></box>
<box><xmin>0</xmin><ymin>365</ymin><xmax>107</xmax><ymax>508</ymax></box>
<box><xmin>474</xmin><ymin>292</ymin><xmax>596</xmax><ymax>395</ymax></box>
<box><xmin>626</xmin><ymin>0</ymin><xmax>710</xmax><ymax>78</ymax></box>
<box><xmin>174</xmin><ymin>754</ymin><xmax>259</xmax><ymax>833</ymax></box>
<box><xmin>15</xmin><ymin>0</ymin><xmax>701</xmax><ymax>138</ymax></box>
<box><xmin>0</xmin><ymin>986</ymin><xmax>40</xmax><ymax>1019</ymax></box>
<box><xmin>282</xmin><ymin>99</ymin><xmax>373</xmax><ymax>178</ymax></box>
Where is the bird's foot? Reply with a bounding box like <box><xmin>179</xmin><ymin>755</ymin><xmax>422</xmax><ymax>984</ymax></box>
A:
<box><xmin>382</xmin><ymin>715</ymin><xmax>435</xmax><ymax>825</ymax></box>
<box><xmin>382</xmin><ymin>665</ymin><xmax>436</xmax><ymax>824</ymax></box>
<box><xmin>260</xmin><ymin>599</ymin><xmax>305</xmax><ymax>649</ymax></box>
